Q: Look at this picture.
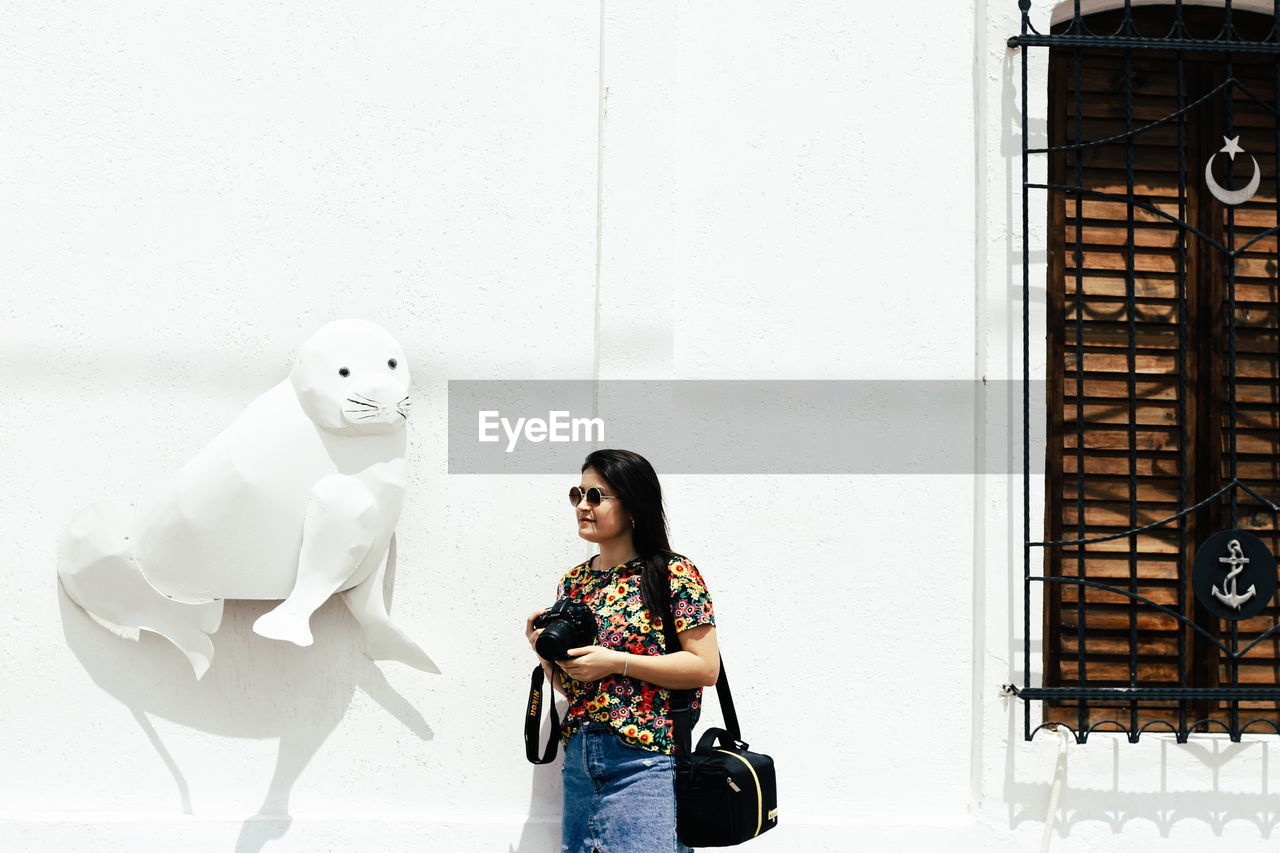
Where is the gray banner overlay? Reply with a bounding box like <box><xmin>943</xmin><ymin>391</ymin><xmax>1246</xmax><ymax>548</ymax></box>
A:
<box><xmin>447</xmin><ymin>380</ymin><xmax>1047</xmax><ymax>475</ymax></box>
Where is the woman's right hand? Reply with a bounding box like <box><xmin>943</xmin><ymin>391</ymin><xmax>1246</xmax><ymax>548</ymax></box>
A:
<box><xmin>527</xmin><ymin>609</ymin><xmax>567</xmax><ymax>695</ymax></box>
<box><xmin>526</xmin><ymin>609</ymin><xmax>546</xmax><ymax>656</ymax></box>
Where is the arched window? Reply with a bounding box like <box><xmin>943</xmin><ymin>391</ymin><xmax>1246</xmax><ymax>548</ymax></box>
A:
<box><xmin>1015</xmin><ymin>2</ymin><xmax>1280</xmax><ymax>741</ymax></box>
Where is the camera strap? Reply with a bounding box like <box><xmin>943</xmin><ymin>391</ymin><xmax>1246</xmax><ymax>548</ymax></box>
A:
<box><xmin>524</xmin><ymin>664</ymin><xmax>561</xmax><ymax>765</ymax></box>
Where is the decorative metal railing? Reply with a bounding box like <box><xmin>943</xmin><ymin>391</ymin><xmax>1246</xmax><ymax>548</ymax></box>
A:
<box><xmin>1009</xmin><ymin>0</ymin><xmax>1280</xmax><ymax>742</ymax></box>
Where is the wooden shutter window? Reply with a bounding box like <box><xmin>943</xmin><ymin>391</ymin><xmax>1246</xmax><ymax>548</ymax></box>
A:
<box><xmin>1044</xmin><ymin>7</ymin><xmax>1280</xmax><ymax>735</ymax></box>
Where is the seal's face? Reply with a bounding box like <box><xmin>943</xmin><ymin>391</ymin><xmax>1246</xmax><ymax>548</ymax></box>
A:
<box><xmin>289</xmin><ymin>319</ymin><xmax>411</xmax><ymax>435</ymax></box>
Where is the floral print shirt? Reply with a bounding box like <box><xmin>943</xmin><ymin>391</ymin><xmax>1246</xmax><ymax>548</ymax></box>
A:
<box><xmin>555</xmin><ymin>553</ymin><xmax>715</xmax><ymax>754</ymax></box>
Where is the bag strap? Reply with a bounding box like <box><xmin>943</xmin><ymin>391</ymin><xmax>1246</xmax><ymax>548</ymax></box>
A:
<box><xmin>695</xmin><ymin>726</ymin><xmax>740</xmax><ymax>753</ymax></box>
<box><xmin>671</xmin><ymin>655</ymin><xmax>740</xmax><ymax>751</ymax></box>
<box><xmin>711</xmin><ymin>658</ymin><xmax>741</xmax><ymax>741</ymax></box>
<box><xmin>524</xmin><ymin>664</ymin><xmax>561</xmax><ymax>765</ymax></box>
<box><xmin>660</xmin><ymin>566</ymin><xmax>742</xmax><ymax>756</ymax></box>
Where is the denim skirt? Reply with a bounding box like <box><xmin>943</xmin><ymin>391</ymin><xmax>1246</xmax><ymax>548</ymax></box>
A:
<box><xmin>561</xmin><ymin>722</ymin><xmax>693</xmax><ymax>853</ymax></box>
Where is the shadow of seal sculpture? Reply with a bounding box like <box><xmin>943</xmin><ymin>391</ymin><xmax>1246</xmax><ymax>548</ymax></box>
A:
<box><xmin>58</xmin><ymin>319</ymin><xmax>438</xmax><ymax>679</ymax></box>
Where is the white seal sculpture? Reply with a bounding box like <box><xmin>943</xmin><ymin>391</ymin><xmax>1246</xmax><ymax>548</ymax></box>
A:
<box><xmin>58</xmin><ymin>319</ymin><xmax>438</xmax><ymax>679</ymax></box>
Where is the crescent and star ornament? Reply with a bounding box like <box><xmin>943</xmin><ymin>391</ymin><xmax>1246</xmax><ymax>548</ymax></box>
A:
<box><xmin>1204</xmin><ymin>135</ymin><xmax>1261</xmax><ymax>206</ymax></box>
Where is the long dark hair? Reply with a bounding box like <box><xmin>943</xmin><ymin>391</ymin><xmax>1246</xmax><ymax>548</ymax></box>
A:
<box><xmin>582</xmin><ymin>449</ymin><xmax>678</xmax><ymax>638</ymax></box>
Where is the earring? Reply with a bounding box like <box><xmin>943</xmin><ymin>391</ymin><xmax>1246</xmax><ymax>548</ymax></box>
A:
<box><xmin>631</xmin><ymin>519</ymin><xmax>636</xmax><ymax>528</ymax></box>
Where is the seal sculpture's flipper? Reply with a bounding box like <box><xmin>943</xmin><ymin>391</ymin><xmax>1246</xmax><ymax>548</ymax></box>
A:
<box><xmin>342</xmin><ymin>545</ymin><xmax>440</xmax><ymax>673</ymax></box>
<box><xmin>252</xmin><ymin>475</ymin><xmax>377</xmax><ymax>646</ymax></box>
<box><xmin>58</xmin><ymin>499</ymin><xmax>224</xmax><ymax>678</ymax></box>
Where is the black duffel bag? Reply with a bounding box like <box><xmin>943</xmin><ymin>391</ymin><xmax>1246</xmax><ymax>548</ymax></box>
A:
<box><xmin>670</xmin><ymin>658</ymin><xmax>778</xmax><ymax>847</ymax></box>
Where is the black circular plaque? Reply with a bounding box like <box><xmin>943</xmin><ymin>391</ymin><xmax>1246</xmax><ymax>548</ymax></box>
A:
<box><xmin>1192</xmin><ymin>529</ymin><xmax>1276</xmax><ymax>621</ymax></box>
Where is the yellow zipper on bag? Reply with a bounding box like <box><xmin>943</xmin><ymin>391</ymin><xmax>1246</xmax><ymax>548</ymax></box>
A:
<box><xmin>715</xmin><ymin>749</ymin><xmax>763</xmax><ymax>837</ymax></box>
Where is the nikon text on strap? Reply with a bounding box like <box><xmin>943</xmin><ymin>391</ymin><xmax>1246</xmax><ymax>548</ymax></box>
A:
<box><xmin>524</xmin><ymin>664</ymin><xmax>561</xmax><ymax>764</ymax></box>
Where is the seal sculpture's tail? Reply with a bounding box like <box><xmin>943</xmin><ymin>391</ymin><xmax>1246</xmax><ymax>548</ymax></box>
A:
<box><xmin>58</xmin><ymin>499</ymin><xmax>224</xmax><ymax>678</ymax></box>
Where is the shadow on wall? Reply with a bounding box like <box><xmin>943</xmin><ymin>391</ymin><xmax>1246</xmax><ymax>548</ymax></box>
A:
<box><xmin>59</xmin><ymin>571</ymin><xmax>434</xmax><ymax>853</ymax></box>
<box><xmin>1004</xmin><ymin>714</ymin><xmax>1280</xmax><ymax>841</ymax></box>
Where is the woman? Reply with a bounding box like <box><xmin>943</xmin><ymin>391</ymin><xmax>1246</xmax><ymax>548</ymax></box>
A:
<box><xmin>525</xmin><ymin>449</ymin><xmax>720</xmax><ymax>853</ymax></box>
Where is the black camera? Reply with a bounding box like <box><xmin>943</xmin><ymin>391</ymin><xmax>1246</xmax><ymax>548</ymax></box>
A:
<box><xmin>533</xmin><ymin>598</ymin><xmax>598</xmax><ymax>661</ymax></box>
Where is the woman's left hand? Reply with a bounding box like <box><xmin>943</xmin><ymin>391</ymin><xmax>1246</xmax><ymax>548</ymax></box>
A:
<box><xmin>560</xmin><ymin>645</ymin><xmax>624</xmax><ymax>682</ymax></box>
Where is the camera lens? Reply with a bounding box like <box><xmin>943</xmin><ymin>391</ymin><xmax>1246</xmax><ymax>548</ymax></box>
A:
<box><xmin>536</xmin><ymin>622</ymin><xmax>576</xmax><ymax>661</ymax></box>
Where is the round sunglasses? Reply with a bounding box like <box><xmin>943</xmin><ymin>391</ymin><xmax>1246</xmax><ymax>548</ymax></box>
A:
<box><xmin>569</xmin><ymin>486</ymin><xmax>619</xmax><ymax>507</ymax></box>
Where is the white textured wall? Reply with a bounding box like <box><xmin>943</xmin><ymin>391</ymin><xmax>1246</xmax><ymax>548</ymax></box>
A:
<box><xmin>2</xmin><ymin>2</ymin><xmax>599</xmax><ymax>850</ymax></box>
<box><xmin>4</xmin><ymin>1</ymin><xmax>1277</xmax><ymax>851</ymax></box>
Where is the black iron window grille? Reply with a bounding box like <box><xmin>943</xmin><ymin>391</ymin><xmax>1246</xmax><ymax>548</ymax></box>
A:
<box><xmin>1009</xmin><ymin>1</ymin><xmax>1280</xmax><ymax>742</ymax></box>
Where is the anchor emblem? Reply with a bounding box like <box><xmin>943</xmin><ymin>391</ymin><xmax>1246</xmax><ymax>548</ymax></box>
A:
<box><xmin>1212</xmin><ymin>539</ymin><xmax>1257</xmax><ymax>610</ymax></box>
